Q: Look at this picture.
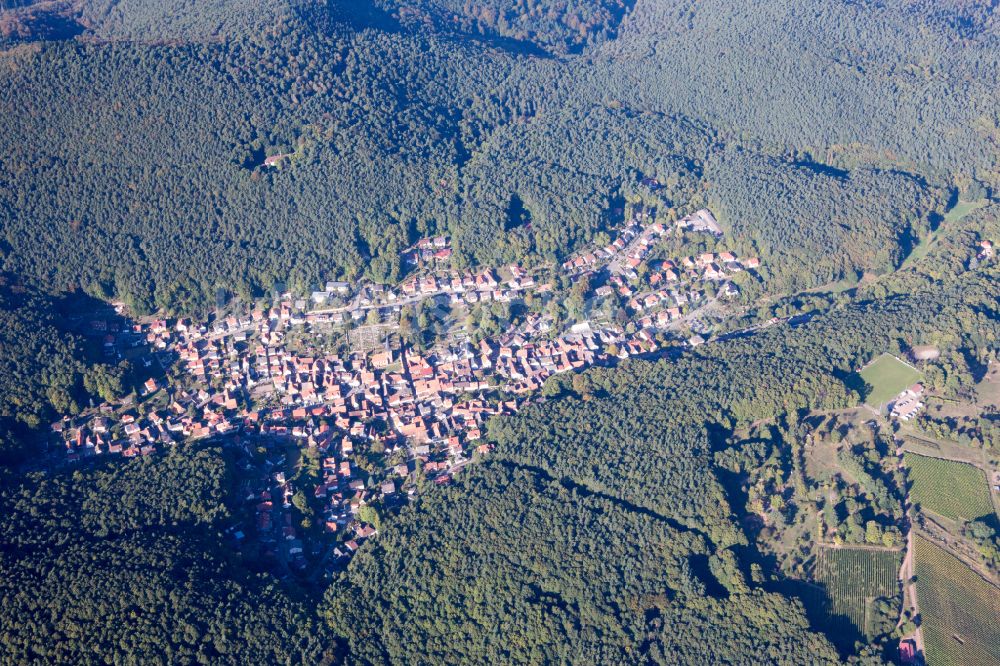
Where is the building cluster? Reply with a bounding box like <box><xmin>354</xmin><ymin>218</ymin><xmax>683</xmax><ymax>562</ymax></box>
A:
<box><xmin>890</xmin><ymin>383</ymin><xmax>925</xmax><ymax>421</ymax></box>
<box><xmin>403</xmin><ymin>236</ymin><xmax>452</xmax><ymax>267</ymax></box>
<box><xmin>50</xmin><ymin>205</ymin><xmax>767</xmax><ymax>573</ymax></box>
<box><xmin>489</xmin><ymin>328</ymin><xmax>601</xmax><ymax>394</ymax></box>
<box><xmin>53</xmin><ymin>282</ymin><xmax>693</xmax><ymax>466</ymax></box>
<box><xmin>54</xmin><ymin>206</ymin><xmax>764</xmax><ymax>469</ymax></box>
<box><xmin>311</xmin><ymin>266</ymin><xmax>536</xmax><ymax>320</ymax></box>
<box><xmin>560</xmin><ymin>208</ymin><xmax>721</xmax><ymax>273</ymax></box>
<box><xmin>397</xmin><ymin>267</ymin><xmax>530</xmax><ymax>306</ymax></box>
<box><xmin>563</xmin><ymin>221</ymin><xmax>643</xmax><ymax>273</ymax></box>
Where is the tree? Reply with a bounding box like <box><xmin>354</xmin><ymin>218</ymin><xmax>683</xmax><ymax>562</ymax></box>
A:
<box><xmin>358</xmin><ymin>504</ymin><xmax>382</xmax><ymax>532</ymax></box>
<box><xmin>83</xmin><ymin>362</ymin><xmax>129</xmax><ymax>403</ymax></box>
<box><xmin>292</xmin><ymin>490</ymin><xmax>310</xmax><ymax>515</ymax></box>
<box><xmin>865</xmin><ymin>521</ymin><xmax>883</xmax><ymax>545</ymax></box>
<box><xmin>571</xmin><ymin>373</ymin><xmax>593</xmax><ymax>399</ymax></box>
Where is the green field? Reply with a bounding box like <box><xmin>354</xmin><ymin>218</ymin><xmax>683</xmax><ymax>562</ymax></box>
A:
<box><xmin>905</xmin><ymin>454</ymin><xmax>994</xmax><ymax>521</ymax></box>
<box><xmin>915</xmin><ymin>537</ymin><xmax>1000</xmax><ymax>666</ymax></box>
<box><xmin>942</xmin><ymin>199</ymin><xmax>989</xmax><ymax>224</ymax></box>
<box><xmin>814</xmin><ymin>547</ymin><xmax>901</xmax><ymax>638</ymax></box>
<box><xmin>859</xmin><ymin>354</ymin><xmax>922</xmax><ymax>407</ymax></box>
<box><xmin>902</xmin><ymin>199</ymin><xmax>989</xmax><ymax>267</ymax></box>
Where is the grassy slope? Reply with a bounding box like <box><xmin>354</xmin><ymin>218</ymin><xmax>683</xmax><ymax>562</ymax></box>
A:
<box><xmin>902</xmin><ymin>199</ymin><xmax>989</xmax><ymax>268</ymax></box>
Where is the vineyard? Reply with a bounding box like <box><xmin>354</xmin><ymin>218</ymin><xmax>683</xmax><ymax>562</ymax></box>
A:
<box><xmin>915</xmin><ymin>537</ymin><xmax>1000</xmax><ymax>666</ymax></box>
<box><xmin>905</xmin><ymin>454</ymin><xmax>994</xmax><ymax>521</ymax></box>
<box><xmin>813</xmin><ymin>547</ymin><xmax>901</xmax><ymax>639</ymax></box>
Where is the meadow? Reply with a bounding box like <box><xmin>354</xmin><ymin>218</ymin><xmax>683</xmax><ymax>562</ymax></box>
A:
<box><xmin>901</xmin><ymin>198</ymin><xmax>989</xmax><ymax>268</ymax></box>
<box><xmin>859</xmin><ymin>354</ymin><xmax>922</xmax><ymax>407</ymax></box>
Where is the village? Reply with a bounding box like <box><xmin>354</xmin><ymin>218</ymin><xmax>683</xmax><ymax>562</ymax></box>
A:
<box><xmin>49</xmin><ymin>207</ymin><xmax>763</xmax><ymax>580</ymax></box>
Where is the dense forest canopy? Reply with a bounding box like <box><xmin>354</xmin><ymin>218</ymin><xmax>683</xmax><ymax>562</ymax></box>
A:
<box><xmin>375</xmin><ymin>0</ymin><xmax>634</xmax><ymax>55</ymax></box>
<box><xmin>0</xmin><ymin>276</ymin><xmax>133</xmax><ymax>462</ymax></box>
<box><xmin>0</xmin><ymin>279</ymin><xmax>84</xmax><ymax>430</ymax></box>
<box><xmin>0</xmin><ymin>0</ymin><xmax>996</xmax><ymax>310</ymax></box>
<box><xmin>0</xmin><ymin>446</ymin><xmax>335</xmax><ymax>664</ymax></box>
<box><xmin>323</xmin><ymin>461</ymin><xmax>840</xmax><ymax>665</ymax></box>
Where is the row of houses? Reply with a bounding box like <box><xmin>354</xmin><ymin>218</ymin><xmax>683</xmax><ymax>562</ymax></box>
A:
<box><xmin>563</xmin><ymin>222</ymin><xmax>643</xmax><ymax>273</ymax></box>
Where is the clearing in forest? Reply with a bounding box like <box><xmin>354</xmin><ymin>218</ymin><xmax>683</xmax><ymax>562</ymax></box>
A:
<box><xmin>859</xmin><ymin>354</ymin><xmax>921</xmax><ymax>407</ymax></box>
<box><xmin>813</xmin><ymin>546</ymin><xmax>900</xmax><ymax>639</ymax></box>
<box><xmin>914</xmin><ymin>536</ymin><xmax>1000</xmax><ymax>666</ymax></box>
<box><xmin>902</xmin><ymin>198</ymin><xmax>989</xmax><ymax>267</ymax></box>
<box><xmin>904</xmin><ymin>453</ymin><xmax>993</xmax><ymax>522</ymax></box>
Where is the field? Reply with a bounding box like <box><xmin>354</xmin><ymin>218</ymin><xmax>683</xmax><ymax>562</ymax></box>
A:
<box><xmin>915</xmin><ymin>537</ymin><xmax>1000</xmax><ymax>666</ymax></box>
<box><xmin>902</xmin><ymin>198</ymin><xmax>989</xmax><ymax>267</ymax></box>
<box><xmin>859</xmin><ymin>354</ymin><xmax>922</xmax><ymax>407</ymax></box>
<box><xmin>905</xmin><ymin>454</ymin><xmax>994</xmax><ymax>521</ymax></box>
<box><xmin>814</xmin><ymin>547</ymin><xmax>901</xmax><ymax>638</ymax></box>
<box><xmin>942</xmin><ymin>198</ymin><xmax>989</xmax><ymax>224</ymax></box>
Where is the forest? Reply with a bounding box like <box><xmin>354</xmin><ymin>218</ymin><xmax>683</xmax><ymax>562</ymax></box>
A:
<box><xmin>1</xmin><ymin>0</ymin><xmax>996</xmax><ymax>311</ymax></box>
<box><xmin>375</xmin><ymin>0</ymin><xmax>633</xmax><ymax>54</ymax></box>
<box><xmin>0</xmin><ymin>275</ymin><xmax>135</xmax><ymax>462</ymax></box>
<box><xmin>0</xmin><ymin>445</ymin><xmax>336</xmax><ymax>665</ymax></box>
<box><xmin>326</xmin><ymin>241</ymin><xmax>998</xmax><ymax>661</ymax></box>
<box><xmin>1</xmin><ymin>0</ymin><xmax>999</xmax><ymax>663</ymax></box>
<box><xmin>0</xmin><ymin>278</ymin><xmax>83</xmax><ymax>431</ymax></box>
<box><xmin>323</xmin><ymin>461</ymin><xmax>840</xmax><ymax>665</ymax></box>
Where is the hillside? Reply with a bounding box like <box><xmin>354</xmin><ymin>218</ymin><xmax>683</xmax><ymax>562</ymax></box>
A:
<box><xmin>1</xmin><ymin>0</ymin><xmax>999</xmax><ymax>663</ymax></box>
<box><xmin>0</xmin><ymin>445</ymin><xmax>335</xmax><ymax>664</ymax></box>
<box><xmin>323</xmin><ymin>461</ymin><xmax>840</xmax><ymax>664</ymax></box>
<box><xmin>0</xmin><ymin>0</ymin><xmax>995</xmax><ymax>311</ymax></box>
<box><xmin>325</xmin><ymin>251</ymin><xmax>998</xmax><ymax>661</ymax></box>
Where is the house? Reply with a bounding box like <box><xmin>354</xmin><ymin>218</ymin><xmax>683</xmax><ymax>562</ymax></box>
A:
<box><xmin>263</xmin><ymin>153</ymin><xmax>291</xmax><ymax>167</ymax></box>
<box><xmin>704</xmin><ymin>264</ymin><xmax>724</xmax><ymax>280</ymax></box>
<box><xmin>890</xmin><ymin>384</ymin><xmax>924</xmax><ymax>421</ymax></box>
<box><xmin>898</xmin><ymin>639</ymin><xmax>917</xmax><ymax>664</ymax></box>
<box><xmin>326</xmin><ymin>281</ymin><xmax>350</xmax><ymax>294</ymax></box>
<box><xmin>719</xmin><ymin>282</ymin><xmax>740</xmax><ymax>299</ymax></box>
<box><xmin>371</xmin><ymin>350</ymin><xmax>394</xmax><ymax>369</ymax></box>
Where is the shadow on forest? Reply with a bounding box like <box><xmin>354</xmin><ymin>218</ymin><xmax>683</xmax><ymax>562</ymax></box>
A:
<box><xmin>709</xmin><ymin>424</ymin><xmax>864</xmax><ymax>657</ymax></box>
<box><xmin>487</xmin><ymin>458</ymin><xmax>729</xmax><ymax>597</ymax></box>
<box><xmin>58</xmin><ymin>289</ymin><xmax>177</xmax><ymax>407</ymax></box>
<box><xmin>327</xmin><ymin>0</ymin><xmax>554</xmax><ymax>58</ymax></box>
